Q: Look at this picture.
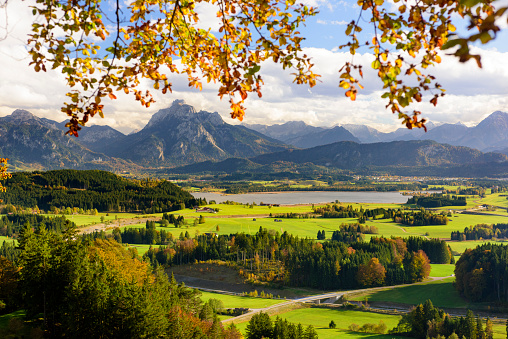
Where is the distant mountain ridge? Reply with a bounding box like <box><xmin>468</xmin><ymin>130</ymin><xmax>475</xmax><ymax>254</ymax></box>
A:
<box><xmin>167</xmin><ymin>140</ymin><xmax>508</xmax><ymax>177</ymax></box>
<box><xmin>2</xmin><ymin>103</ymin><xmax>507</xmax><ymax>177</ymax></box>
<box><xmin>246</xmin><ymin>112</ymin><xmax>508</xmax><ymax>153</ymax></box>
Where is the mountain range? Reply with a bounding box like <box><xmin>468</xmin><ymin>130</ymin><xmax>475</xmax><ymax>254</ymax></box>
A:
<box><xmin>1</xmin><ymin>100</ymin><xmax>507</xmax><ymax>177</ymax></box>
<box><xmin>0</xmin><ymin>101</ymin><xmax>290</xmax><ymax>170</ymax></box>
<box><xmin>245</xmin><ymin>112</ymin><xmax>508</xmax><ymax>155</ymax></box>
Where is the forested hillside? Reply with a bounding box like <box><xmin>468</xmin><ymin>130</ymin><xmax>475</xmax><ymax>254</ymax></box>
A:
<box><xmin>1</xmin><ymin>170</ymin><xmax>197</xmax><ymax>213</ymax></box>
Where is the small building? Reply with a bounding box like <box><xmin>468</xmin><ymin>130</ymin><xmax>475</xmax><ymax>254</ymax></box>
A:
<box><xmin>195</xmin><ymin>207</ymin><xmax>217</xmax><ymax>213</ymax></box>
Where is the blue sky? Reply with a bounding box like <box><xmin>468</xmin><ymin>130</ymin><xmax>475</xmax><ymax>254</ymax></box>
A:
<box><xmin>1</xmin><ymin>0</ymin><xmax>508</xmax><ymax>133</ymax></box>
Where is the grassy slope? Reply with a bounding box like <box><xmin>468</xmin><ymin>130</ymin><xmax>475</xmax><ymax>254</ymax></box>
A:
<box><xmin>199</xmin><ymin>291</ymin><xmax>283</xmax><ymax>309</ymax></box>
<box><xmin>429</xmin><ymin>264</ymin><xmax>455</xmax><ymax>277</ymax></box>
<box><xmin>448</xmin><ymin>239</ymin><xmax>508</xmax><ymax>254</ymax></box>
<box><xmin>348</xmin><ymin>277</ymin><xmax>469</xmax><ymax>309</ymax></box>
<box><xmin>233</xmin><ymin>308</ymin><xmax>407</xmax><ymax>339</ymax></box>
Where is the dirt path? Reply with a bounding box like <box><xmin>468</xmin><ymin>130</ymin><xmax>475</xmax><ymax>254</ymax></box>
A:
<box><xmin>78</xmin><ymin>217</ymin><xmax>160</xmax><ymax>234</ymax></box>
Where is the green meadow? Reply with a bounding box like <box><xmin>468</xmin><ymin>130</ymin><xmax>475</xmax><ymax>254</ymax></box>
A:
<box><xmin>448</xmin><ymin>239</ymin><xmax>508</xmax><ymax>254</ymax></box>
<box><xmin>233</xmin><ymin>308</ymin><xmax>406</xmax><ymax>339</ymax></box>
<box><xmin>479</xmin><ymin>193</ymin><xmax>508</xmax><ymax>207</ymax></box>
<box><xmin>347</xmin><ymin>277</ymin><xmax>469</xmax><ymax>309</ymax></box>
<box><xmin>107</xmin><ymin>199</ymin><xmax>507</xmax><ymax>243</ymax></box>
<box><xmin>199</xmin><ymin>291</ymin><xmax>284</xmax><ymax>309</ymax></box>
<box><xmin>429</xmin><ymin>264</ymin><xmax>455</xmax><ymax>277</ymax></box>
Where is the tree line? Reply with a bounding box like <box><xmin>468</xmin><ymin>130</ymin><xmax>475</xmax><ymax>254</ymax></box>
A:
<box><xmin>143</xmin><ymin>228</ymin><xmax>452</xmax><ymax>290</ymax></box>
<box><xmin>407</xmin><ymin>194</ymin><xmax>467</xmax><ymax>208</ymax></box>
<box><xmin>312</xmin><ymin>204</ymin><xmax>390</xmax><ymax>221</ymax></box>
<box><xmin>393</xmin><ymin>210</ymin><xmax>448</xmax><ymax>226</ymax></box>
<box><xmin>2</xmin><ymin>170</ymin><xmax>200</xmax><ymax>213</ymax></box>
<box><xmin>0</xmin><ymin>214</ymin><xmax>76</xmax><ymax>237</ymax></box>
<box><xmin>245</xmin><ymin>312</ymin><xmax>317</xmax><ymax>339</ymax></box>
<box><xmin>451</xmin><ymin>223</ymin><xmax>508</xmax><ymax>241</ymax></box>
<box><xmin>390</xmin><ymin>300</ymin><xmax>493</xmax><ymax>339</ymax></box>
<box><xmin>455</xmin><ymin>243</ymin><xmax>508</xmax><ymax>302</ymax></box>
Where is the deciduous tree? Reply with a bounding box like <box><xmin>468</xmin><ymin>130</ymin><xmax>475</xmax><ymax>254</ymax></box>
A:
<box><xmin>25</xmin><ymin>0</ymin><xmax>508</xmax><ymax>134</ymax></box>
<box><xmin>357</xmin><ymin>257</ymin><xmax>386</xmax><ymax>287</ymax></box>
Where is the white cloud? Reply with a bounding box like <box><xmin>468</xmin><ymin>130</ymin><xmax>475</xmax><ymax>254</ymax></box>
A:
<box><xmin>317</xmin><ymin>19</ymin><xmax>347</xmax><ymax>25</ymax></box>
<box><xmin>1</xmin><ymin>0</ymin><xmax>508</xmax><ymax>135</ymax></box>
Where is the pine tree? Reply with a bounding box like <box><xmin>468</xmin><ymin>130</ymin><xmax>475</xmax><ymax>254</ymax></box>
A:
<box><xmin>246</xmin><ymin>312</ymin><xmax>273</xmax><ymax>339</ymax></box>
<box><xmin>477</xmin><ymin>315</ymin><xmax>485</xmax><ymax>339</ymax></box>
<box><xmin>485</xmin><ymin>318</ymin><xmax>493</xmax><ymax>339</ymax></box>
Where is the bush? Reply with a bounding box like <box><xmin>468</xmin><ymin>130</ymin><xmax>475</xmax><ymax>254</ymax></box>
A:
<box><xmin>348</xmin><ymin>323</ymin><xmax>359</xmax><ymax>332</ymax></box>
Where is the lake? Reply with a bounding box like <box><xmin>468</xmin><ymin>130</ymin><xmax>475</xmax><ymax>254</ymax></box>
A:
<box><xmin>191</xmin><ymin>191</ymin><xmax>411</xmax><ymax>205</ymax></box>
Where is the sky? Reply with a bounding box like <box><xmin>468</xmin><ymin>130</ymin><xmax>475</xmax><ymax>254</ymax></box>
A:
<box><xmin>1</xmin><ymin>0</ymin><xmax>508</xmax><ymax>133</ymax></box>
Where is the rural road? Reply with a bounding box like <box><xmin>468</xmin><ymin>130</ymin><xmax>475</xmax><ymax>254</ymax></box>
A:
<box><xmin>214</xmin><ymin>275</ymin><xmax>455</xmax><ymax>324</ymax></box>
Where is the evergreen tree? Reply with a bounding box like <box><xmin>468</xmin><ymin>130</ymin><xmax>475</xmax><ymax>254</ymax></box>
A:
<box><xmin>246</xmin><ymin>312</ymin><xmax>273</xmax><ymax>339</ymax></box>
<box><xmin>477</xmin><ymin>316</ymin><xmax>485</xmax><ymax>339</ymax></box>
<box><xmin>485</xmin><ymin>318</ymin><xmax>493</xmax><ymax>339</ymax></box>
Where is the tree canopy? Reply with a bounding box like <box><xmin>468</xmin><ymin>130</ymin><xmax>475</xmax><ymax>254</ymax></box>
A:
<box><xmin>26</xmin><ymin>0</ymin><xmax>507</xmax><ymax>135</ymax></box>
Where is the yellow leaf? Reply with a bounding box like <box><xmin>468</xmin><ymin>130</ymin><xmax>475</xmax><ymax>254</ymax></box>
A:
<box><xmin>340</xmin><ymin>80</ymin><xmax>350</xmax><ymax>89</ymax></box>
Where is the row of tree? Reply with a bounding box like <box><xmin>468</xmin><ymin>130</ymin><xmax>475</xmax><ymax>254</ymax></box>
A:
<box><xmin>312</xmin><ymin>204</ymin><xmax>389</xmax><ymax>220</ymax></box>
<box><xmin>455</xmin><ymin>243</ymin><xmax>508</xmax><ymax>302</ymax></box>
<box><xmin>0</xmin><ymin>214</ymin><xmax>76</xmax><ymax>237</ymax></box>
<box><xmin>390</xmin><ymin>300</ymin><xmax>493</xmax><ymax>339</ymax></box>
<box><xmin>406</xmin><ymin>194</ymin><xmax>467</xmax><ymax>208</ymax></box>
<box><xmin>393</xmin><ymin>210</ymin><xmax>448</xmax><ymax>226</ymax></box>
<box><xmin>450</xmin><ymin>223</ymin><xmax>508</xmax><ymax>241</ymax></box>
<box><xmin>245</xmin><ymin>312</ymin><xmax>317</xmax><ymax>339</ymax></box>
<box><xmin>317</xmin><ymin>223</ymin><xmax>379</xmax><ymax>242</ymax></box>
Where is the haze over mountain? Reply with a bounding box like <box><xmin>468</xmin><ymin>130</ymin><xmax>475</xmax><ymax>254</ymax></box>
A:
<box><xmin>247</xmin><ymin>112</ymin><xmax>508</xmax><ymax>154</ymax></box>
<box><xmin>2</xmin><ymin>102</ymin><xmax>507</xmax><ymax>177</ymax></box>
<box><xmin>47</xmin><ymin>120</ymin><xmax>126</xmax><ymax>153</ymax></box>
<box><xmin>169</xmin><ymin>140</ymin><xmax>508</xmax><ymax>177</ymax></box>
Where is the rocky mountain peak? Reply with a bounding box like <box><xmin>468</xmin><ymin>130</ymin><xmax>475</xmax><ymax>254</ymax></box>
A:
<box><xmin>144</xmin><ymin>100</ymin><xmax>197</xmax><ymax>129</ymax></box>
<box><xmin>196</xmin><ymin>110</ymin><xmax>224</xmax><ymax>126</ymax></box>
<box><xmin>6</xmin><ymin>109</ymin><xmax>40</xmax><ymax>123</ymax></box>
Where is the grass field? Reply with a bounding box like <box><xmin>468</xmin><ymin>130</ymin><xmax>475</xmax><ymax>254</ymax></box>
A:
<box><xmin>448</xmin><ymin>239</ymin><xmax>508</xmax><ymax>254</ymax></box>
<box><xmin>124</xmin><ymin>244</ymin><xmax>153</xmax><ymax>256</ymax></box>
<box><xmin>61</xmin><ymin>212</ymin><xmax>142</xmax><ymax>226</ymax></box>
<box><xmin>233</xmin><ymin>308</ymin><xmax>407</xmax><ymax>339</ymax></box>
<box><xmin>167</xmin><ymin>211</ymin><xmax>508</xmax><ymax>241</ymax></box>
<box><xmin>347</xmin><ymin>277</ymin><xmax>469</xmax><ymax>309</ymax></box>
<box><xmin>167</xmin><ymin>202</ymin><xmax>408</xmax><ymax>218</ymax></box>
<box><xmin>399</xmin><ymin>213</ymin><xmax>508</xmax><ymax>239</ymax></box>
<box><xmin>479</xmin><ymin>193</ymin><xmax>508</xmax><ymax>208</ymax></box>
<box><xmin>199</xmin><ymin>291</ymin><xmax>283</xmax><ymax>309</ymax></box>
<box><xmin>429</xmin><ymin>264</ymin><xmax>455</xmax><ymax>277</ymax></box>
